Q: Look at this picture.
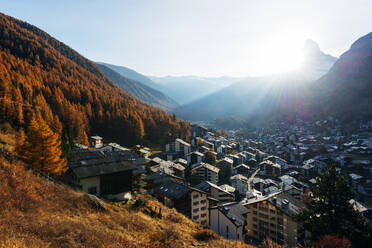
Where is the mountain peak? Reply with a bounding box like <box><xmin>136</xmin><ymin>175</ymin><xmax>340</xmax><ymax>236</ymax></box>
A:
<box><xmin>303</xmin><ymin>39</ymin><xmax>321</xmax><ymax>54</ymax></box>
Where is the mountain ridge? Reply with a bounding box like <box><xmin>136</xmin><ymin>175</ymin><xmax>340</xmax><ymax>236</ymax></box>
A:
<box><xmin>96</xmin><ymin>63</ymin><xmax>179</xmax><ymax>110</ymax></box>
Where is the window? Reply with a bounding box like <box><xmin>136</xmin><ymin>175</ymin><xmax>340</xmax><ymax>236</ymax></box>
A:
<box><xmin>88</xmin><ymin>186</ymin><xmax>97</xmax><ymax>194</ymax></box>
<box><xmin>193</xmin><ymin>201</ymin><xmax>199</xmax><ymax>206</ymax></box>
<box><xmin>201</xmin><ymin>206</ymin><xmax>206</xmax><ymax>211</ymax></box>
<box><xmin>200</xmin><ymin>200</ymin><xmax>206</xmax><ymax>204</ymax></box>
<box><xmin>201</xmin><ymin>213</ymin><xmax>207</xmax><ymax>218</ymax></box>
<box><xmin>193</xmin><ymin>215</ymin><xmax>199</xmax><ymax>220</ymax></box>
<box><xmin>193</xmin><ymin>194</ymin><xmax>199</xmax><ymax>198</ymax></box>
<box><xmin>253</xmin><ymin>210</ymin><xmax>257</xmax><ymax>215</ymax></box>
<box><xmin>253</xmin><ymin>217</ymin><xmax>258</xmax><ymax>222</ymax></box>
<box><xmin>193</xmin><ymin>208</ymin><xmax>199</xmax><ymax>213</ymax></box>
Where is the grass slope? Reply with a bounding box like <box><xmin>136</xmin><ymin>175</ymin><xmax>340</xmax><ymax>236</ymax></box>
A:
<box><xmin>0</xmin><ymin>134</ymin><xmax>254</xmax><ymax>248</ymax></box>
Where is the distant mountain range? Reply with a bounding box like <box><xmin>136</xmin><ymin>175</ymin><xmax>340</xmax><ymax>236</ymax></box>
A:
<box><xmin>96</xmin><ymin>63</ymin><xmax>179</xmax><ymax>110</ymax></box>
<box><xmin>97</xmin><ymin>62</ymin><xmax>159</xmax><ymax>89</ymax></box>
<box><xmin>176</xmin><ymin>40</ymin><xmax>341</xmax><ymax>122</ymax></box>
<box><xmin>150</xmin><ymin>75</ymin><xmax>243</xmax><ymax>104</ymax></box>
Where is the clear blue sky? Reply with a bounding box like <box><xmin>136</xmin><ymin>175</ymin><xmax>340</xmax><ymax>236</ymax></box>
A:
<box><xmin>1</xmin><ymin>0</ymin><xmax>372</xmax><ymax>76</ymax></box>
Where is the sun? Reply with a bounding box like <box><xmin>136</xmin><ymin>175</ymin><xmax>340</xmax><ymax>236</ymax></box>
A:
<box><xmin>251</xmin><ymin>32</ymin><xmax>307</xmax><ymax>76</ymax></box>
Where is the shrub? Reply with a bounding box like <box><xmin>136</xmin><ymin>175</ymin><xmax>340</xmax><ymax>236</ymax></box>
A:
<box><xmin>150</xmin><ymin>226</ymin><xmax>179</xmax><ymax>243</ymax></box>
<box><xmin>194</xmin><ymin>229</ymin><xmax>218</xmax><ymax>242</ymax></box>
<box><xmin>316</xmin><ymin>234</ymin><xmax>351</xmax><ymax>248</ymax></box>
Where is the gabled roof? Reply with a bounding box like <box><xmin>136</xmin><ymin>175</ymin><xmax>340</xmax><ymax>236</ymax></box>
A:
<box><xmin>194</xmin><ymin>181</ymin><xmax>233</xmax><ymax>196</ymax></box>
<box><xmin>71</xmin><ymin>161</ymin><xmax>135</xmax><ymax>179</ymax></box>
<box><xmin>192</xmin><ymin>162</ymin><xmax>220</xmax><ymax>173</ymax></box>
<box><xmin>175</xmin><ymin>138</ymin><xmax>191</xmax><ymax>147</ymax></box>
<box><xmin>212</xmin><ymin>202</ymin><xmax>249</xmax><ymax>227</ymax></box>
<box><xmin>154</xmin><ymin>181</ymin><xmax>191</xmax><ymax>199</ymax></box>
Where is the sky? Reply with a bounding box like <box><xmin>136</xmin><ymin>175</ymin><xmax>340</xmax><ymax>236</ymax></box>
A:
<box><xmin>1</xmin><ymin>0</ymin><xmax>372</xmax><ymax>77</ymax></box>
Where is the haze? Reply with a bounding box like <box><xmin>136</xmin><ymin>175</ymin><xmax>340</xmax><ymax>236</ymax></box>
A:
<box><xmin>2</xmin><ymin>0</ymin><xmax>372</xmax><ymax>77</ymax></box>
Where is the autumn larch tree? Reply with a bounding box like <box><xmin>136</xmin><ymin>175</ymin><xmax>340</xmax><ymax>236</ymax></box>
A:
<box><xmin>21</xmin><ymin>114</ymin><xmax>67</xmax><ymax>175</ymax></box>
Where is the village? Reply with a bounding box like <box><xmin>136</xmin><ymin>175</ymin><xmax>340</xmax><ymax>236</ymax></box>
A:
<box><xmin>63</xmin><ymin>118</ymin><xmax>372</xmax><ymax>247</ymax></box>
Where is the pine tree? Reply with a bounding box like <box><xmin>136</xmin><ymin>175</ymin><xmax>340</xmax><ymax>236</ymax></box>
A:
<box><xmin>297</xmin><ymin>164</ymin><xmax>372</xmax><ymax>247</ymax></box>
<box><xmin>21</xmin><ymin>114</ymin><xmax>67</xmax><ymax>175</ymax></box>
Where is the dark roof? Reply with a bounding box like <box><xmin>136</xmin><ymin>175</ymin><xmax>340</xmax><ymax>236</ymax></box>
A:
<box><xmin>71</xmin><ymin>161</ymin><xmax>135</xmax><ymax>179</ymax></box>
<box><xmin>154</xmin><ymin>180</ymin><xmax>191</xmax><ymax>199</ymax></box>
<box><xmin>267</xmin><ymin>192</ymin><xmax>305</xmax><ymax>217</ymax></box>
<box><xmin>213</xmin><ymin>202</ymin><xmax>249</xmax><ymax>227</ymax></box>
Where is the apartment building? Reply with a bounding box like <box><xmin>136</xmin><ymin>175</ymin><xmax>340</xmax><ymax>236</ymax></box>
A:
<box><xmin>243</xmin><ymin>192</ymin><xmax>304</xmax><ymax>247</ymax></box>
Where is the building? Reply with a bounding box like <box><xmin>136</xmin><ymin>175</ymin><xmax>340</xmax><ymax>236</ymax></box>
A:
<box><xmin>66</xmin><ymin>150</ymin><xmax>135</xmax><ymax>200</ymax></box>
<box><xmin>260</xmin><ymin>161</ymin><xmax>281</xmax><ymax>177</ymax></box>
<box><xmin>243</xmin><ymin>192</ymin><xmax>304</xmax><ymax>246</ymax></box>
<box><xmin>187</xmin><ymin>151</ymin><xmax>205</xmax><ymax>166</ymax></box>
<box><xmin>210</xmin><ymin>202</ymin><xmax>249</xmax><ymax>241</ymax></box>
<box><xmin>154</xmin><ymin>181</ymin><xmax>210</xmax><ymax>227</ymax></box>
<box><xmin>230</xmin><ymin>174</ymin><xmax>249</xmax><ymax>195</ymax></box>
<box><xmin>191</xmin><ymin>162</ymin><xmax>220</xmax><ymax>185</ymax></box>
<box><xmin>195</xmin><ymin>181</ymin><xmax>235</xmax><ymax>203</ymax></box>
<box><xmin>165</xmin><ymin>138</ymin><xmax>191</xmax><ymax>161</ymax></box>
<box><xmin>233</xmin><ymin>164</ymin><xmax>250</xmax><ymax>177</ymax></box>
<box><xmin>90</xmin><ymin>136</ymin><xmax>103</xmax><ymax>148</ymax></box>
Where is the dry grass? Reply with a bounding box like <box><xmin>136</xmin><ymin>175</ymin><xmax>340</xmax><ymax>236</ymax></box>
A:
<box><xmin>0</xmin><ymin>148</ymin><xmax>256</xmax><ymax>248</ymax></box>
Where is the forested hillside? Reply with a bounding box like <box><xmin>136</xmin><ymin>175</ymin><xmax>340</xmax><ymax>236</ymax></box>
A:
<box><xmin>96</xmin><ymin>63</ymin><xmax>179</xmax><ymax>110</ymax></box>
<box><xmin>0</xmin><ymin>13</ymin><xmax>189</xmax><ymax>146</ymax></box>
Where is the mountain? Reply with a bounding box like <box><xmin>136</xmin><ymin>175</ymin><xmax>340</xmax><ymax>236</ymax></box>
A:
<box><xmin>150</xmin><ymin>76</ymin><xmax>243</xmax><ymax>104</ymax></box>
<box><xmin>176</xmin><ymin>40</ymin><xmax>338</xmax><ymax>122</ymax></box>
<box><xmin>96</xmin><ymin>63</ymin><xmax>179</xmax><ymax>110</ymax></box>
<box><xmin>0</xmin><ymin>12</ymin><xmax>189</xmax><ymax>146</ymax></box>
<box><xmin>97</xmin><ymin>62</ymin><xmax>159</xmax><ymax>89</ymax></box>
<box><xmin>308</xmin><ymin>32</ymin><xmax>372</xmax><ymax>120</ymax></box>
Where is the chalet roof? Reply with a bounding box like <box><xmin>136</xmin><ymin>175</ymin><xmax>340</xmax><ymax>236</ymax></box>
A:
<box><xmin>154</xmin><ymin>181</ymin><xmax>191</xmax><ymax>199</ymax></box>
<box><xmin>71</xmin><ymin>161</ymin><xmax>135</xmax><ymax>179</ymax></box>
<box><xmin>175</xmin><ymin>138</ymin><xmax>191</xmax><ymax>147</ymax></box>
<box><xmin>194</xmin><ymin>181</ymin><xmax>233</xmax><ymax>196</ymax></box>
<box><xmin>171</xmin><ymin>163</ymin><xmax>185</xmax><ymax>171</ymax></box>
<box><xmin>230</xmin><ymin>174</ymin><xmax>248</xmax><ymax>181</ymax></box>
<box><xmin>173</xmin><ymin>158</ymin><xmax>187</xmax><ymax>165</ymax></box>
<box><xmin>212</xmin><ymin>202</ymin><xmax>249</xmax><ymax>227</ymax></box>
<box><xmin>192</xmin><ymin>162</ymin><xmax>220</xmax><ymax>173</ymax></box>
<box><xmin>235</xmin><ymin>164</ymin><xmax>250</xmax><ymax>170</ymax></box>
<box><xmin>267</xmin><ymin>192</ymin><xmax>305</xmax><ymax>218</ymax></box>
<box><xmin>220</xmin><ymin>184</ymin><xmax>236</xmax><ymax>193</ymax></box>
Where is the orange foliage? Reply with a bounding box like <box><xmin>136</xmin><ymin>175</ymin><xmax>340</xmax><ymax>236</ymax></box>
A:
<box><xmin>20</xmin><ymin>114</ymin><xmax>67</xmax><ymax>175</ymax></box>
<box><xmin>0</xmin><ymin>12</ymin><xmax>189</xmax><ymax>147</ymax></box>
<box><xmin>316</xmin><ymin>234</ymin><xmax>351</xmax><ymax>248</ymax></box>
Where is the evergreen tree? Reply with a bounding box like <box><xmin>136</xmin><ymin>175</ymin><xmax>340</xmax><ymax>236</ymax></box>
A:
<box><xmin>297</xmin><ymin>164</ymin><xmax>372</xmax><ymax>247</ymax></box>
<box><xmin>21</xmin><ymin>114</ymin><xmax>67</xmax><ymax>175</ymax></box>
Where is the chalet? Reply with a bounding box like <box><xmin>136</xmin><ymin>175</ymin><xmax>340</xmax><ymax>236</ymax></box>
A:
<box><xmin>66</xmin><ymin>150</ymin><xmax>135</xmax><ymax>201</ymax></box>
<box><xmin>154</xmin><ymin>181</ymin><xmax>210</xmax><ymax>227</ymax></box>
<box><xmin>195</xmin><ymin>181</ymin><xmax>234</xmax><ymax>203</ymax></box>
<box><xmin>260</xmin><ymin>161</ymin><xmax>281</xmax><ymax>177</ymax></box>
<box><xmin>233</xmin><ymin>164</ymin><xmax>250</xmax><ymax>177</ymax></box>
<box><xmin>210</xmin><ymin>202</ymin><xmax>249</xmax><ymax>241</ymax></box>
<box><xmin>264</xmin><ymin>155</ymin><xmax>287</xmax><ymax>169</ymax></box>
<box><xmin>217</xmin><ymin>157</ymin><xmax>234</xmax><ymax>171</ymax></box>
<box><xmin>191</xmin><ymin>162</ymin><xmax>220</xmax><ymax>185</ymax></box>
<box><xmin>165</xmin><ymin>138</ymin><xmax>191</xmax><ymax>161</ymax></box>
<box><xmin>90</xmin><ymin>136</ymin><xmax>103</xmax><ymax>148</ymax></box>
<box><xmin>188</xmin><ymin>151</ymin><xmax>205</xmax><ymax>166</ymax></box>
<box><xmin>230</xmin><ymin>174</ymin><xmax>249</xmax><ymax>195</ymax></box>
